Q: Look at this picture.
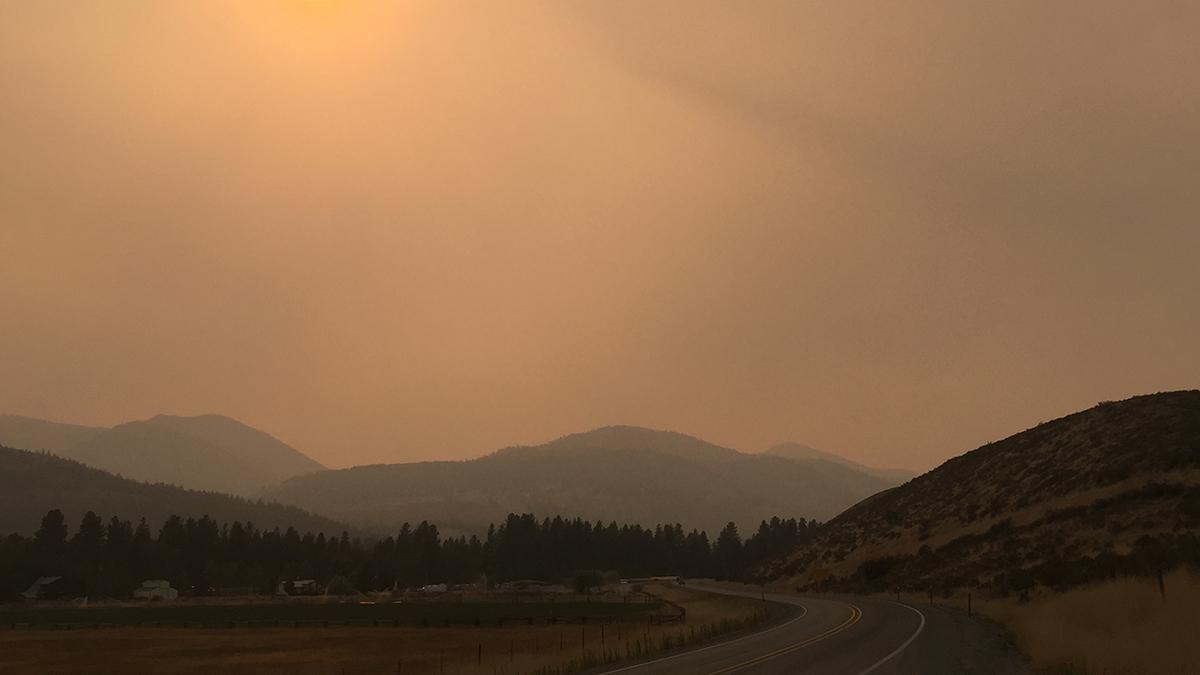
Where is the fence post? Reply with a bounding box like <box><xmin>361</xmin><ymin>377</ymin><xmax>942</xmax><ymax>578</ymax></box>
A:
<box><xmin>477</xmin><ymin>643</ymin><xmax>482</xmax><ymax>665</ymax></box>
<box><xmin>928</xmin><ymin>589</ymin><xmax>933</xmax><ymax>605</ymax></box>
<box><xmin>1158</xmin><ymin>569</ymin><xmax>1166</xmax><ymax>602</ymax></box>
<box><xmin>967</xmin><ymin>592</ymin><xmax>972</xmax><ymax>617</ymax></box>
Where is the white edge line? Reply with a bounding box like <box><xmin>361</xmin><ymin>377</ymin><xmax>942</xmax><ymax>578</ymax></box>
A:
<box><xmin>855</xmin><ymin>601</ymin><xmax>926</xmax><ymax>675</ymax></box>
<box><xmin>599</xmin><ymin>597</ymin><xmax>808</xmax><ymax>674</ymax></box>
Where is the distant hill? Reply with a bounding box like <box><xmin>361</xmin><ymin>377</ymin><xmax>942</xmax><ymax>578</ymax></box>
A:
<box><xmin>264</xmin><ymin>425</ymin><xmax>903</xmax><ymax>536</ymax></box>
<box><xmin>0</xmin><ymin>444</ymin><xmax>347</xmax><ymax>537</ymax></box>
<box><xmin>764</xmin><ymin>442</ymin><xmax>916</xmax><ymax>484</ymax></box>
<box><xmin>0</xmin><ymin>415</ymin><xmax>104</xmax><ymax>454</ymax></box>
<box><xmin>766</xmin><ymin>391</ymin><xmax>1200</xmax><ymax>595</ymax></box>
<box><xmin>0</xmin><ymin>414</ymin><xmax>323</xmax><ymax>497</ymax></box>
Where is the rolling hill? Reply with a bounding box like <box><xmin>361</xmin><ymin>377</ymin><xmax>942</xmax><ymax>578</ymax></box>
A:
<box><xmin>0</xmin><ymin>414</ymin><xmax>323</xmax><ymax>497</ymax></box>
<box><xmin>765</xmin><ymin>391</ymin><xmax>1200</xmax><ymax>596</ymax></box>
<box><xmin>264</xmin><ymin>425</ymin><xmax>904</xmax><ymax>536</ymax></box>
<box><xmin>764</xmin><ymin>442</ymin><xmax>917</xmax><ymax>484</ymax></box>
<box><xmin>0</xmin><ymin>444</ymin><xmax>347</xmax><ymax>537</ymax></box>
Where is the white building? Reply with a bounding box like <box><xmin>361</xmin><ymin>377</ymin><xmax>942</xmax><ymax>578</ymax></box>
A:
<box><xmin>133</xmin><ymin>579</ymin><xmax>179</xmax><ymax>600</ymax></box>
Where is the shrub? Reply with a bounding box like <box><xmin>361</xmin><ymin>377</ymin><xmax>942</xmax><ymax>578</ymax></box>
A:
<box><xmin>326</xmin><ymin>575</ymin><xmax>356</xmax><ymax>595</ymax></box>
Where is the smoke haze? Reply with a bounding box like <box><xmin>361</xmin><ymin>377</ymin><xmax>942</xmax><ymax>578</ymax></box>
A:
<box><xmin>2</xmin><ymin>1</ymin><xmax>1197</xmax><ymax>469</ymax></box>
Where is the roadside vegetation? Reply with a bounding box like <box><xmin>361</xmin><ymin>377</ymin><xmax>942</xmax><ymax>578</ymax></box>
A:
<box><xmin>978</xmin><ymin>568</ymin><xmax>1200</xmax><ymax>675</ymax></box>
<box><xmin>0</xmin><ymin>597</ymin><xmax>655</xmax><ymax>629</ymax></box>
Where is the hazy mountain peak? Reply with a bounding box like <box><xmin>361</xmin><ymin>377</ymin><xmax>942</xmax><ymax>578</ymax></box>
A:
<box><xmin>542</xmin><ymin>425</ymin><xmax>743</xmax><ymax>462</ymax></box>
<box><xmin>765</xmin><ymin>442</ymin><xmax>834</xmax><ymax>460</ymax></box>
<box><xmin>765</xmin><ymin>442</ymin><xmax>917</xmax><ymax>483</ymax></box>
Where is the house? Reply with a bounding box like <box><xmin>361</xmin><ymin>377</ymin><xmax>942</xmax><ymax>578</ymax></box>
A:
<box><xmin>21</xmin><ymin>576</ymin><xmax>65</xmax><ymax>600</ymax></box>
<box><xmin>133</xmin><ymin>579</ymin><xmax>178</xmax><ymax>601</ymax></box>
<box><xmin>276</xmin><ymin>579</ymin><xmax>323</xmax><ymax>596</ymax></box>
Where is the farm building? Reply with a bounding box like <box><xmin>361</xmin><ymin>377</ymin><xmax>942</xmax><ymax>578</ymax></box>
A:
<box><xmin>21</xmin><ymin>576</ymin><xmax>65</xmax><ymax>600</ymax></box>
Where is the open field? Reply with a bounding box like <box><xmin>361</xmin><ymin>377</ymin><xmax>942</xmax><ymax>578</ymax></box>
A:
<box><xmin>0</xmin><ymin>584</ymin><xmax>781</xmax><ymax>674</ymax></box>
<box><xmin>0</xmin><ymin>597</ymin><xmax>654</xmax><ymax>629</ymax></box>
<box><xmin>977</xmin><ymin>568</ymin><xmax>1200</xmax><ymax>675</ymax></box>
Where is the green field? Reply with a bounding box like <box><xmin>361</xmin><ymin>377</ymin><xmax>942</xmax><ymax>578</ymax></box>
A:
<box><xmin>0</xmin><ymin>599</ymin><xmax>658</xmax><ymax>629</ymax></box>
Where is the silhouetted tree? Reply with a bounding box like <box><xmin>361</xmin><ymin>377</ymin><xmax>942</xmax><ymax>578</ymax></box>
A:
<box><xmin>0</xmin><ymin>509</ymin><xmax>830</xmax><ymax>599</ymax></box>
<box><xmin>714</xmin><ymin>522</ymin><xmax>744</xmax><ymax>580</ymax></box>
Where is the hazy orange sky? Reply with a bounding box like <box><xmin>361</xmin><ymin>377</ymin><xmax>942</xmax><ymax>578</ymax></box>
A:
<box><xmin>2</xmin><ymin>2</ymin><xmax>1197</xmax><ymax>470</ymax></box>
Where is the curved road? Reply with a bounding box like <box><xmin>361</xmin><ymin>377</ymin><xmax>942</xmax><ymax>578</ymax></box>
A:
<box><xmin>602</xmin><ymin>585</ymin><xmax>1029</xmax><ymax>674</ymax></box>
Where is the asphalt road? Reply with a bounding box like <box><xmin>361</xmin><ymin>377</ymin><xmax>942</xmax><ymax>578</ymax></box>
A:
<box><xmin>602</xmin><ymin>585</ymin><xmax>1030</xmax><ymax>675</ymax></box>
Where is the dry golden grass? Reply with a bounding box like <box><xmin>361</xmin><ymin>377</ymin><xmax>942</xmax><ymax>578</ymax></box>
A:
<box><xmin>0</xmin><ymin>585</ymin><xmax>769</xmax><ymax>674</ymax></box>
<box><xmin>979</xmin><ymin>569</ymin><xmax>1200</xmax><ymax>675</ymax></box>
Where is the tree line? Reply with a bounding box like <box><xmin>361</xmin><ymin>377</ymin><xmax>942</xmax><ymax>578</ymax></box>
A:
<box><xmin>0</xmin><ymin>510</ymin><xmax>818</xmax><ymax>600</ymax></box>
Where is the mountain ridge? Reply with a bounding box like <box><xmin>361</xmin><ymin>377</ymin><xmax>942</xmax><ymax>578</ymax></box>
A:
<box><xmin>0</xmin><ymin>443</ymin><xmax>347</xmax><ymax>537</ymax></box>
<box><xmin>265</xmin><ymin>425</ymin><xmax>904</xmax><ymax>536</ymax></box>
<box><xmin>0</xmin><ymin>413</ymin><xmax>324</xmax><ymax>497</ymax></box>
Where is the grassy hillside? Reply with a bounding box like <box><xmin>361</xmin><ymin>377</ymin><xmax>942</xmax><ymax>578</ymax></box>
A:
<box><xmin>0</xmin><ymin>444</ymin><xmax>347</xmax><ymax>536</ymax></box>
<box><xmin>0</xmin><ymin>414</ymin><xmax>324</xmax><ymax>497</ymax></box>
<box><xmin>766</xmin><ymin>391</ymin><xmax>1200</xmax><ymax>595</ymax></box>
<box><xmin>265</xmin><ymin>425</ymin><xmax>900</xmax><ymax>535</ymax></box>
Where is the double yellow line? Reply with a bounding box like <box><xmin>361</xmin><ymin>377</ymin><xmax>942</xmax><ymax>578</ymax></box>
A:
<box><xmin>705</xmin><ymin>603</ymin><xmax>863</xmax><ymax>675</ymax></box>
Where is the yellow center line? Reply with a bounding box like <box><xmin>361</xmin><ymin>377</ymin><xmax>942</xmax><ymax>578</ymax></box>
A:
<box><xmin>704</xmin><ymin>603</ymin><xmax>863</xmax><ymax>675</ymax></box>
